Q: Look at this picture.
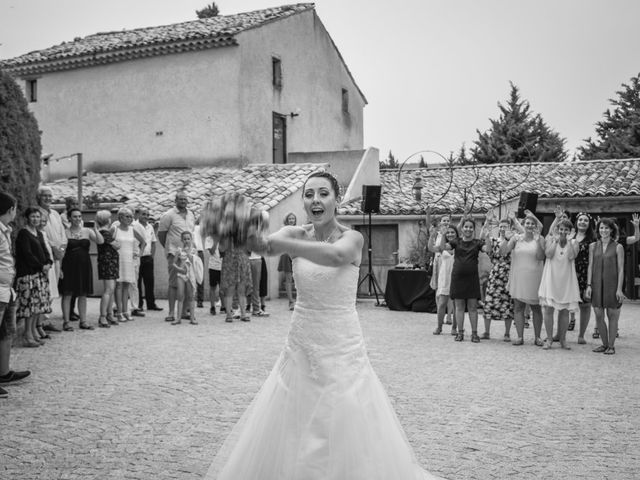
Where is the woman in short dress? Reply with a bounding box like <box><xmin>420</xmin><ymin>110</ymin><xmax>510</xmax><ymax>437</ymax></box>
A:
<box><xmin>59</xmin><ymin>208</ymin><xmax>104</xmax><ymax>331</ymax></box>
<box><xmin>501</xmin><ymin>212</ymin><xmax>545</xmax><ymax>346</ymax></box>
<box><xmin>430</xmin><ymin>225</ymin><xmax>458</xmax><ymax>335</ymax></box>
<box><xmin>572</xmin><ymin>212</ymin><xmax>596</xmax><ymax>344</ymax></box>
<box><xmin>15</xmin><ymin>207</ymin><xmax>53</xmax><ymax>347</ymax></box>
<box><xmin>219</xmin><ymin>238</ymin><xmax>252</xmax><ymax>323</ymax></box>
<box><xmin>482</xmin><ymin>213</ymin><xmax>522</xmax><ymax>341</ymax></box>
<box><xmin>113</xmin><ymin>207</ymin><xmax>145</xmax><ymax>323</ymax></box>
<box><xmin>538</xmin><ymin>218</ymin><xmax>580</xmax><ymax>350</ymax></box>
<box><xmin>277</xmin><ymin>212</ymin><xmax>297</xmax><ymax>310</ymax></box>
<box><xmin>96</xmin><ymin>210</ymin><xmax>120</xmax><ymax>327</ymax></box>
<box><xmin>586</xmin><ymin>218</ymin><xmax>625</xmax><ymax>355</ymax></box>
<box><xmin>443</xmin><ymin>217</ymin><xmax>486</xmax><ymax>343</ymax></box>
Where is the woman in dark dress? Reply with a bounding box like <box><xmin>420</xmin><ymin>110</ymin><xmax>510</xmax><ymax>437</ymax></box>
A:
<box><xmin>59</xmin><ymin>208</ymin><xmax>104</xmax><ymax>331</ymax></box>
<box><xmin>586</xmin><ymin>218</ymin><xmax>625</xmax><ymax>355</ymax></box>
<box><xmin>442</xmin><ymin>217</ymin><xmax>487</xmax><ymax>343</ymax></box>
<box><xmin>96</xmin><ymin>210</ymin><xmax>120</xmax><ymax>327</ymax></box>
<box><xmin>571</xmin><ymin>212</ymin><xmax>596</xmax><ymax>344</ymax></box>
<box><xmin>15</xmin><ymin>207</ymin><xmax>53</xmax><ymax>347</ymax></box>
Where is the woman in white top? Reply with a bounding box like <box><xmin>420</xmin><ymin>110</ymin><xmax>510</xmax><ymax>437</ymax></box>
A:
<box><xmin>538</xmin><ymin>219</ymin><xmax>580</xmax><ymax>350</ymax></box>
<box><xmin>114</xmin><ymin>208</ymin><xmax>145</xmax><ymax>323</ymax></box>
<box><xmin>429</xmin><ymin>225</ymin><xmax>458</xmax><ymax>335</ymax></box>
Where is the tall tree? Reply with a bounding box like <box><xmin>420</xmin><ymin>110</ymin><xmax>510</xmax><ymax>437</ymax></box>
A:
<box><xmin>472</xmin><ymin>82</ymin><xmax>567</xmax><ymax>164</ymax></box>
<box><xmin>578</xmin><ymin>73</ymin><xmax>640</xmax><ymax>160</ymax></box>
<box><xmin>449</xmin><ymin>143</ymin><xmax>473</xmax><ymax>165</ymax></box>
<box><xmin>380</xmin><ymin>150</ymin><xmax>399</xmax><ymax>169</ymax></box>
<box><xmin>418</xmin><ymin>155</ymin><xmax>426</xmax><ymax>168</ymax></box>
<box><xmin>196</xmin><ymin>2</ymin><xmax>220</xmax><ymax>18</ymax></box>
<box><xmin>0</xmin><ymin>69</ymin><xmax>41</xmax><ymax>214</ymax></box>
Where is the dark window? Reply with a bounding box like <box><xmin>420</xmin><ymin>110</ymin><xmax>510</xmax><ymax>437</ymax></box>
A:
<box><xmin>27</xmin><ymin>79</ymin><xmax>37</xmax><ymax>102</ymax></box>
<box><xmin>272</xmin><ymin>57</ymin><xmax>282</xmax><ymax>89</ymax></box>
<box><xmin>342</xmin><ymin>88</ymin><xmax>349</xmax><ymax>113</ymax></box>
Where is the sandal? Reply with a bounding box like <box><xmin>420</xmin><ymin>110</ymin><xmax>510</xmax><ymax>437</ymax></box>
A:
<box><xmin>190</xmin><ymin>320</ymin><xmax>198</xmax><ymax>325</ymax></box>
<box><xmin>240</xmin><ymin>315</ymin><xmax>251</xmax><ymax>322</ymax></box>
<box><xmin>225</xmin><ymin>316</ymin><xmax>233</xmax><ymax>323</ymax></box>
<box><xmin>542</xmin><ymin>339</ymin><xmax>552</xmax><ymax>350</ymax></box>
<box><xmin>567</xmin><ymin>318</ymin><xmax>575</xmax><ymax>331</ymax></box>
<box><xmin>592</xmin><ymin>329</ymin><xmax>600</xmax><ymax>339</ymax></box>
<box><xmin>534</xmin><ymin>337</ymin><xmax>544</xmax><ymax>347</ymax></box>
<box><xmin>171</xmin><ymin>319</ymin><xmax>182</xmax><ymax>325</ymax></box>
<box><xmin>107</xmin><ymin>315</ymin><xmax>119</xmax><ymax>326</ymax></box>
<box><xmin>98</xmin><ymin>316</ymin><xmax>110</xmax><ymax>328</ymax></box>
<box><xmin>79</xmin><ymin>322</ymin><xmax>95</xmax><ymax>330</ymax></box>
<box><xmin>577</xmin><ymin>337</ymin><xmax>586</xmax><ymax>345</ymax></box>
<box><xmin>480</xmin><ymin>332</ymin><xmax>490</xmax><ymax>340</ymax></box>
<box><xmin>454</xmin><ymin>332</ymin><xmax>464</xmax><ymax>342</ymax></box>
<box><xmin>604</xmin><ymin>347</ymin><xmax>616</xmax><ymax>355</ymax></box>
<box><xmin>471</xmin><ymin>333</ymin><xmax>480</xmax><ymax>343</ymax></box>
<box><xmin>503</xmin><ymin>333</ymin><xmax>511</xmax><ymax>342</ymax></box>
<box><xmin>592</xmin><ymin>345</ymin><xmax>607</xmax><ymax>353</ymax></box>
<box><xmin>433</xmin><ymin>327</ymin><xmax>442</xmax><ymax>335</ymax></box>
<box><xmin>63</xmin><ymin>323</ymin><xmax>74</xmax><ymax>332</ymax></box>
<box><xmin>164</xmin><ymin>316</ymin><xmax>175</xmax><ymax>323</ymax></box>
<box><xmin>512</xmin><ymin>338</ymin><xmax>524</xmax><ymax>346</ymax></box>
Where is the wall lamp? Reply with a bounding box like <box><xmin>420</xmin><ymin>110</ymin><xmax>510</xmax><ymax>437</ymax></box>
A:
<box><xmin>289</xmin><ymin>108</ymin><xmax>301</xmax><ymax>118</ymax></box>
<box><xmin>412</xmin><ymin>173</ymin><xmax>424</xmax><ymax>202</ymax></box>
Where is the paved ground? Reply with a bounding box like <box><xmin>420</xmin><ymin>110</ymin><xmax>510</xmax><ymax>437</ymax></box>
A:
<box><xmin>2</xmin><ymin>298</ymin><xmax>639</xmax><ymax>480</ymax></box>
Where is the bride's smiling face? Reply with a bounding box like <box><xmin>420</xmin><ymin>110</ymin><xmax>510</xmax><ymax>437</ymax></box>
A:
<box><xmin>303</xmin><ymin>177</ymin><xmax>337</xmax><ymax>223</ymax></box>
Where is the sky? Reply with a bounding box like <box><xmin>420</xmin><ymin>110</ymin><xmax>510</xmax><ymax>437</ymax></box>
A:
<box><xmin>1</xmin><ymin>0</ymin><xmax>639</xmax><ymax>165</ymax></box>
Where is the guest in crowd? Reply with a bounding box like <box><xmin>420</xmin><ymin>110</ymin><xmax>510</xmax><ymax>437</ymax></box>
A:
<box><xmin>571</xmin><ymin>212</ymin><xmax>597</xmax><ymax>344</ymax></box>
<box><xmin>218</xmin><ymin>235</ymin><xmax>252</xmax><ymax>323</ymax></box>
<box><xmin>586</xmin><ymin>218</ymin><xmax>625</xmax><ymax>355</ymax></box>
<box><xmin>15</xmin><ymin>207</ymin><xmax>52</xmax><ymax>347</ymax></box>
<box><xmin>113</xmin><ymin>207</ymin><xmax>145</xmax><ymax>323</ymax></box>
<box><xmin>429</xmin><ymin>225</ymin><xmax>458</xmax><ymax>335</ymax></box>
<box><xmin>59</xmin><ymin>208</ymin><xmax>104</xmax><ymax>331</ymax></box>
<box><xmin>36</xmin><ymin>186</ymin><xmax>65</xmax><ymax>332</ymax></box>
<box><xmin>427</xmin><ymin>211</ymin><xmax>454</xmax><ymax>326</ymax></box>
<box><xmin>205</xmin><ymin>238</ymin><xmax>222</xmax><ymax>315</ymax></box>
<box><xmin>592</xmin><ymin>213</ymin><xmax>639</xmax><ymax>339</ymax></box>
<box><xmin>443</xmin><ymin>217</ymin><xmax>487</xmax><ymax>343</ymax></box>
<box><xmin>502</xmin><ymin>211</ymin><xmax>545</xmax><ymax>346</ymax></box>
<box><xmin>193</xmin><ymin>220</ymin><xmax>205</xmax><ymax>309</ymax></box>
<box><xmin>135</xmin><ymin>207</ymin><xmax>162</xmax><ymax>312</ymax></box>
<box><xmin>158</xmin><ymin>191</ymin><xmax>196</xmax><ymax>323</ymax></box>
<box><xmin>259</xmin><ymin>255</ymin><xmax>269</xmax><ymax>314</ymax></box>
<box><xmin>539</xmin><ymin>219</ymin><xmax>581</xmax><ymax>350</ymax></box>
<box><xmin>0</xmin><ymin>192</ymin><xmax>31</xmax><ymax>398</ymax></box>
<box><xmin>277</xmin><ymin>212</ymin><xmax>297</xmax><ymax>310</ymax></box>
<box><xmin>123</xmin><ymin>211</ymin><xmax>147</xmax><ymax>318</ymax></box>
<box><xmin>482</xmin><ymin>212</ymin><xmax>522</xmax><ymax>341</ymax></box>
<box><xmin>38</xmin><ymin>213</ymin><xmax>58</xmax><ymax>340</ymax></box>
<box><xmin>171</xmin><ymin>231</ymin><xmax>202</xmax><ymax>325</ymax></box>
<box><xmin>249</xmin><ymin>251</ymin><xmax>269</xmax><ymax>317</ymax></box>
<box><xmin>61</xmin><ymin>196</ymin><xmax>81</xmax><ymax>322</ymax></box>
<box><xmin>95</xmin><ymin>210</ymin><xmax>119</xmax><ymax>328</ymax></box>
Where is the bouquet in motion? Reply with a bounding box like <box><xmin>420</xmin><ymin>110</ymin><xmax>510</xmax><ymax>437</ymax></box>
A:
<box><xmin>200</xmin><ymin>192</ymin><xmax>269</xmax><ymax>246</ymax></box>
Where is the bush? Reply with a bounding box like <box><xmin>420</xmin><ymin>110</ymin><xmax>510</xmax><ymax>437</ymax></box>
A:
<box><xmin>0</xmin><ymin>69</ymin><xmax>42</xmax><ymax>215</ymax></box>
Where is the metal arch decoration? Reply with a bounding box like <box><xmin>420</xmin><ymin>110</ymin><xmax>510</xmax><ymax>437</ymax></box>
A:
<box><xmin>450</xmin><ymin>157</ymin><xmax>481</xmax><ymax>214</ymax></box>
<box><xmin>396</xmin><ymin>150</ymin><xmax>455</xmax><ymax>213</ymax></box>
<box><xmin>484</xmin><ymin>137</ymin><xmax>535</xmax><ymax>219</ymax></box>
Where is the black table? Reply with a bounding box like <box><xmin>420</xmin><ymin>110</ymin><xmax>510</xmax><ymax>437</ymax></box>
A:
<box><xmin>384</xmin><ymin>269</ymin><xmax>436</xmax><ymax>313</ymax></box>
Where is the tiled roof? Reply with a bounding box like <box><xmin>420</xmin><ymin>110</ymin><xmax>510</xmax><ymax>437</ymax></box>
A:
<box><xmin>338</xmin><ymin>158</ymin><xmax>640</xmax><ymax>216</ymax></box>
<box><xmin>45</xmin><ymin>163</ymin><xmax>327</xmax><ymax>220</ymax></box>
<box><xmin>1</xmin><ymin>4</ymin><xmax>314</xmax><ymax>75</ymax></box>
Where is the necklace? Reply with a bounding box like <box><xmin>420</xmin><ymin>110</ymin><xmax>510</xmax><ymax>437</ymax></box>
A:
<box><xmin>312</xmin><ymin>225</ymin><xmax>340</xmax><ymax>243</ymax></box>
<box><xmin>69</xmin><ymin>228</ymin><xmax>83</xmax><ymax>239</ymax></box>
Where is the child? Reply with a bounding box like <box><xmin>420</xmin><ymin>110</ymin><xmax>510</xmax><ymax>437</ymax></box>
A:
<box><xmin>172</xmin><ymin>231</ymin><xmax>203</xmax><ymax>325</ymax></box>
<box><xmin>96</xmin><ymin>210</ymin><xmax>120</xmax><ymax>327</ymax></box>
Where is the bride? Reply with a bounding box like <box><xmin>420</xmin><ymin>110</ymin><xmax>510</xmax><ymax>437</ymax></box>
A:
<box><xmin>205</xmin><ymin>172</ymin><xmax>445</xmax><ymax>479</ymax></box>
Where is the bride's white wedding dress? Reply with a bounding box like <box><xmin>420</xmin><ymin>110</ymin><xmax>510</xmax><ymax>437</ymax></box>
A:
<box><xmin>206</xmin><ymin>257</ymin><xmax>445</xmax><ymax>479</ymax></box>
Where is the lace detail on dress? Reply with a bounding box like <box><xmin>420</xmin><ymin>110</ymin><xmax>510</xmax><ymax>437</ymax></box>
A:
<box><xmin>279</xmin><ymin>258</ymin><xmax>368</xmax><ymax>382</ymax></box>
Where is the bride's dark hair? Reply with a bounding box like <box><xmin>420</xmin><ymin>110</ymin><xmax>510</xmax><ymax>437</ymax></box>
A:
<box><xmin>303</xmin><ymin>172</ymin><xmax>340</xmax><ymax>199</ymax></box>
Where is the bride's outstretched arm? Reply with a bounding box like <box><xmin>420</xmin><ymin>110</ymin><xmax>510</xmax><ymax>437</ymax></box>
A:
<box><xmin>254</xmin><ymin>226</ymin><xmax>364</xmax><ymax>267</ymax></box>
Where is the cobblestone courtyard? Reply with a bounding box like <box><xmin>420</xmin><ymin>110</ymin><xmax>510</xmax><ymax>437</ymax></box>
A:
<box><xmin>2</xmin><ymin>299</ymin><xmax>639</xmax><ymax>480</ymax></box>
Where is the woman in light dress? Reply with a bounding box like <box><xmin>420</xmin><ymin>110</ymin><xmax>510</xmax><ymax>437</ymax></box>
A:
<box><xmin>113</xmin><ymin>207</ymin><xmax>145</xmax><ymax>323</ymax></box>
<box><xmin>538</xmin><ymin>218</ymin><xmax>580</xmax><ymax>350</ymax></box>
<box><xmin>429</xmin><ymin>225</ymin><xmax>458</xmax><ymax>335</ymax></box>
<box><xmin>205</xmin><ymin>172</ymin><xmax>446</xmax><ymax>480</ymax></box>
<box><xmin>501</xmin><ymin>211</ymin><xmax>545</xmax><ymax>346</ymax></box>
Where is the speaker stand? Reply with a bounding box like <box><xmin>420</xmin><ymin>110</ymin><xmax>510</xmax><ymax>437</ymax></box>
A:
<box><xmin>358</xmin><ymin>212</ymin><xmax>384</xmax><ymax>305</ymax></box>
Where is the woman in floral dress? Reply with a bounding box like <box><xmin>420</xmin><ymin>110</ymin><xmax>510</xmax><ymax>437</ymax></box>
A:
<box><xmin>482</xmin><ymin>213</ymin><xmax>522</xmax><ymax>341</ymax></box>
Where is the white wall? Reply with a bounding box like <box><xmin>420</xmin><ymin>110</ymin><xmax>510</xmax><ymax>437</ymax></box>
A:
<box><xmin>26</xmin><ymin>47</ymin><xmax>242</xmax><ymax>173</ymax></box>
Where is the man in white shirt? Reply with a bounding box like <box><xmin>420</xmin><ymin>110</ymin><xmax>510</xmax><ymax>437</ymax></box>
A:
<box><xmin>134</xmin><ymin>208</ymin><xmax>162</xmax><ymax>312</ymax></box>
<box><xmin>158</xmin><ymin>192</ymin><xmax>195</xmax><ymax>322</ymax></box>
<box><xmin>36</xmin><ymin>186</ymin><xmax>66</xmax><ymax>332</ymax></box>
